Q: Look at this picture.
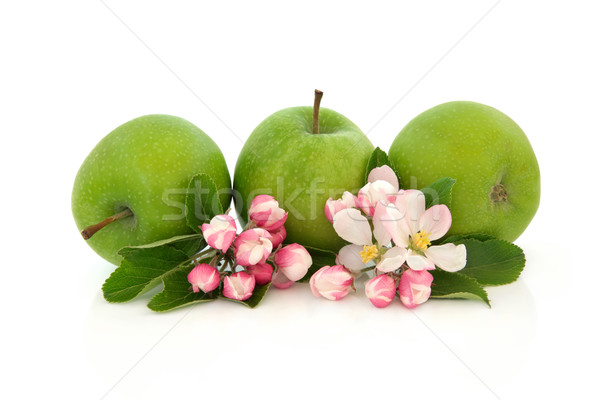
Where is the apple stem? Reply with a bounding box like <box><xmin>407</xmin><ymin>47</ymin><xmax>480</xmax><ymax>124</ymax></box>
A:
<box><xmin>81</xmin><ymin>208</ymin><xmax>134</xmax><ymax>240</ymax></box>
<box><xmin>313</xmin><ymin>89</ymin><xmax>323</xmax><ymax>134</ymax></box>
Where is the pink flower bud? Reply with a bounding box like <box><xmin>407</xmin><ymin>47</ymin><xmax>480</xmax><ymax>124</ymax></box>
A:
<box><xmin>246</xmin><ymin>263</ymin><xmax>273</xmax><ymax>285</ymax></box>
<box><xmin>324</xmin><ymin>191</ymin><xmax>357</xmax><ymax>224</ymax></box>
<box><xmin>365</xmin><ymin>274</ymin><xmax>396</xmax><ymax>308</ymax></box>
<box><xmin>398</xmin><ymin>269</ymin><xmax>433</xmax><ymax>309</ymax></box>
<box><xmin>222</xmin><ymin>271</ymin><xmax>256</xmax><ymax>301</ymax></box>
<box><xmin>187</xmin><ymin>263</ymin><xmax>220</xmax><ymax>293</ymax></box>
<box><xmin>233</xmin><ymin>228</ymin><xmax>273</xmax><ymax>266</ymax></box>
<box><xmin>248</xmin><ymin>195</ymin><xmax>288</xmax><ymax>231</ymax></box>
<box><xmin>201</xmin><ymin>215</ymin><xmax>237</xmax><ymax>252</ymax></box>
<box><xmin>274</xmin><ymin>243</ymin><xmax>312</xmax><ymax>282</ymax></box>
<box><xmin>271</xmin><ymin>269</ymin><xmax>294</xmax><ymax>289</ymax></box>
<box><xmin>356</xmin><ymin>180</ymin><xmax>397</xmax><ymax>216</ymax></box>
<box><xmin>309</xmin><ymin>265</ymin><xmax>353</xmax><ymax>301</ymax></box>
<box><xmin>268</xmin><ymin>225</ymin><xmax>286</xmax><ymax>248</ymax></box>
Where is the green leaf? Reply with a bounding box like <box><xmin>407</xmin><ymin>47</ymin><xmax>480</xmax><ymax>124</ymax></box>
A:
<box><xmin>185</xmin><ymin>173</ymin><xmax>224</xmax><ymax>233</ymax></box>
<box><xmin>220</xmin><ymin>283</ymin><xmax>271</xmax><ymax>308</ymax></box>
<box><xmin>296</xmin><ymin>246</ymin><xmax>337</xmax><ymax>283</ymax></box>
<box><xmin>442</xmin><ymin>233</ymin><xmax>495</xmax><ymax>243</ymax></box>
<box><xmin>364</xmin><ymin>147</ymin><xmax>390</xmax><ymax>184</ymax></box>
<box><xmin>147</xmin><ymin>264</ymin><xmax>218</xmax><ymax>312</ymax></box>
<box><xmin>430</xmin><ymin>269</ymin><xmax>490</xmax><ymax>306</ymax></box>
<box><xmin>444</xmin><ymin>237</ymin><xmax>526</xmax><ymax>286</ymax></box>
<box><xmin>422</xmin><ymin>177</ymin><xmax>456</xmax><ymax>210</ymax></box>
<box><xmin>102</xmin><ymin>235</ymin><xmax>203</xmax><ymax>303</ymax></box>
<box><xmin>118</xmin><ymin>234</ymin><xmax>204</xmax><ymax>258</ymax></box>
<box><xmin>103</xmin><ymin>244</ymin><xmax>192</xmax><ymax>303</ymax></box>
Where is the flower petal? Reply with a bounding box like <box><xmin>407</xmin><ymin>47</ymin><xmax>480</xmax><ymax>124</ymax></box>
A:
<box><xmin>356</xmin><ymin>180</ymin><xmax>397</xmax><ymax>216</ymax></box>
<box><xmin>419</xmin><ymin>205</ymin><xmax>452</xmax><ymax>240</ymax></box>
<box><xmin>376</xmin><ymin>246</ymin><xmax>407</xmax><ymax>273</ymax></box>
<box><xmin>396</xmin><ymin>190</ymin><xmax>426</xmax><ymax>236</ymax></box>
<box><xmin>337</xmin><ymin>244</ymin><xmax>365</xmax><ymax>271</ymax></box>
<box><xmin>377</xmin><ymin>202</ymin><xmax>410</xmax><ymax>248</ymax></box>
<box><xmin>406</xmin><ymin>250</ymin><xmax>435</xmax><ymax>271</ymax></box>
<box><xmin>372</xmin><ymin>202</ymin><xmax>392</xmax><ymax>246</ymax></box>
<box><xmin>368</xmin><ymin>165</ymin><xmax>400</xmax><ymax>191</ymax></box>
<box><xmin>332</xmin><ymin>208</ymin><xmax>373</xmax><ymax>245</ymax></box>
<box><xmin>424</xmin><ymin>243</ymin><xmax>467</xmax><ymax>272</ymax></box>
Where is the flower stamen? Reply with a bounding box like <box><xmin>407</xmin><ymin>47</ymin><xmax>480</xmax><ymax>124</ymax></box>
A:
<box><xmin>412</xmin><ymin>231</ymin><xmax>431</xmax><ymax>251</ymax></box>
<box><xmin>359</xmin><ymin>245</ymin><xmax>379</xmax><ymax>263</ymax></box>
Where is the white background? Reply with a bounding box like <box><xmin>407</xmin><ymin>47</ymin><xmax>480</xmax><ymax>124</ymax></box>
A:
<box><xmin>1</xmin><ymin>1</ymin><xmax>598</xmax><ymax>399</ymax></box>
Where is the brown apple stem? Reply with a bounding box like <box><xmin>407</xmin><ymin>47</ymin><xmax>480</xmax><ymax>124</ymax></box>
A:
<box><xmin>81</xmin><ymin>208</ymin><xmax>133</xmax><ymax>240</ymax></box>
<box><xmin>313</xmin><ymin>89</ymin><xmax>323</xmax><ymax>134</ymax></box>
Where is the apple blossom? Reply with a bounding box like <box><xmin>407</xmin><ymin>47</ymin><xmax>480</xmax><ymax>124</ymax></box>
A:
<box><xmin>271</xmin><ymin>269</ymin><xmax>294</xmax><ymax>289</ymax></box>
<box><xmin>187</xmin><ymin>263</ymin><xmax>221</xmax><ymax>293</ymax></box>
<box><xmin>248</xmin><ymin>194</ymin><xmax>288</xmax><ymax>231</ymax></box>
<box><xmin>234</xmin><ymin>228</ymin><xmax>273</xmax><ymax>266</ymax></box>
<box><xmin>398</xmin><ymin>269</ymin><xmax>433</xmax><ymax>308</ymax></box>
<box><xmin>268</xmin><ymin>225</ymin><xmax>286</xmax><ymax>248</ymax></box>
<box><xmin>334</xmin><ymin>203</ymin><xmax>406</xmax><ymax>273</ymax></box>
<box><xmin>309</xmin><ymin>265</ymin><xmax>353</xmax><ymax>301</ymax></box>
<box><xmin>365</xmin><ymin>274</ymin><xmax>396</xmax><ymax>308</ymax></box>
<box><xmin>367</xmin><ymin>165</ymin><xmax>399</xmax><ymax>191</ymax></box>
<box><xmin>223</xmin><ymin>272</ymin><xmax>256</xmax><ymax>301</ymax></box>
<box><xmin>382</xmin><ymin>190</ymin><xmax>467</xmax><ymax>272</ymax></box>
<box><xmin>274</xmin><ymin>243</ymin><xmax>312</xmax><ymax>282</ymax></box>
<box><xmin>246</xmin><ymin>263</ymin><xmax>273</xmax><ymax>285</ymax></box>
<box><xmin>201</xmin><ymin>214</ymin><xmax>237</xmax><ymax>253</ymax></box>
<box><xmin>356</xmin><ymin>180</ymin><xmax>397</xmax><ymax>216</ymax></box>
<box><xmin>324</xmin><ymin>191</ymin><xmax>357</xmax><ymax>223</ymax></box>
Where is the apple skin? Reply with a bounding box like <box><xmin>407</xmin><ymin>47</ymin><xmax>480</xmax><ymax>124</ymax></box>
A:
<box><xmin>388</xmin><ymin>101</ymin><xmax>540</xmax><ymax>242</ymax></box>
<box><xmin>72</xmin><ymin>114</ymin><xmax>231</xmax><ymax>265</ymax></box>
<box><xmin>234</xmin><ymin>106</ymin><xmax>374</xmax><ymax>251</ymax></box>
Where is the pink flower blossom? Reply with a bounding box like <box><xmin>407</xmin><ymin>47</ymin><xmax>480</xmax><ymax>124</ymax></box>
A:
<box><xmin>271</xmin><ymin>269</ymin><xmax>294</xmax><ymax>289</ymax></box>
<box><xmin>309</xmin><ymin>265</ymin><xmax>354</xmax><ymax>301</ymax></box>
<box><xmin>201</xmin><ymin>214</ymin><xmax>237</xmax><ymax>252</ymax></box>
<box><xmin>398</xmin><ymin>269</ymin><xmax>433</xmax><ymax>308</ymax></box>
<box><xmin>246</xmin><ymin>263</ymin><xmax>273</xmax><ymax>285</ymax></box>
<box><xmin>234</xmin><ymin>228</ymin><xmax>273</xmax><ymax>266</ymax></box>
<box><xmin>268</xmin><ymin>225</ymin><xmax>286</xmax><ymax>248</ymax></box>
<box><xmin>187</xmin><ymin>263</ymin><xmax>220</xmax><ymax>293</ymax></box>
<box><xmin>222</xmin><ymin>272</ymin><xmax>256</xmax><ymax>301</ymax></box>
<box><xmin>248</xmin><ymin>195</ymin><xmax>288</xmax><ymax>231</ymax></box>
<box><xmin>356</xmin><ymin>180</ymin><xmax>397</xmax><ymax>216</ymax></box>
<box><xmin>324</xmin><ymin>191</ymin><xmax>357</xmax><ymax>223</ymax></box>
<box><xmin>367</xmin><ymin>165</ymin><xmax>399</xmax><ymax>191</ymax></box>
<box><xmin>365</xmin><ymin>274</ymin><xmax>396</xmax><ymax>308</ymax></box>
<box><xmin>274</xmin><ymin>243</ymin><xmax>312</xmax><ymax>282</ymax></box>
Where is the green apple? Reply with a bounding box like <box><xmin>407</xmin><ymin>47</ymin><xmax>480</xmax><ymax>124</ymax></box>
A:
<box><xmin>388</xmin><ymin>101</ymin><xmax>540</xmax><ymax>242</ymax></box>
<box><xmin>234</xmin><ymin>91</ymin><xmax>374</xmax><ymax>251</ymax></box>
<box><xmin>72</xmin><ymin>114</ymin><xmax>231</xmax><ymax>265</ymax></box>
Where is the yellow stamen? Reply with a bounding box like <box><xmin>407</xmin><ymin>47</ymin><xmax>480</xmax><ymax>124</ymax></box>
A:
<box><xmin>412</xmin><ymin>231</ymin><xmax>431</xmax><ymax>251</ymax></box>
<box><xmin>359</xmin><ymin>245</ymin><xmax>378</xmax><ymax>263</ymax></box>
